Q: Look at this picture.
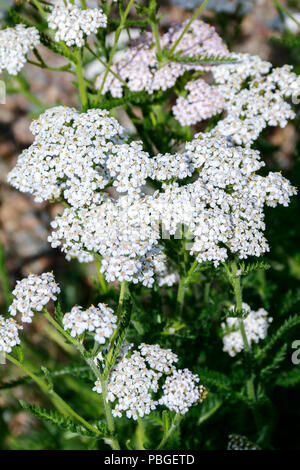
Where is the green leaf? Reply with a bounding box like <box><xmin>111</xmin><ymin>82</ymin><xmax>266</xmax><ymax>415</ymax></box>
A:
<box><xmin>256</xmin><ymin>315</ymin><xmax>300</xmax><ymax>359</ymax></box>
<box><xmin>197</xmin><ymin>394</ymin><xmax>223</xmax><ymax>425</ymax></box>
<box><xmin>276</xmin><ymin>367</ymin><xmax>300</xmax><ymax>387</ymax></box>
<box><xmin>260</xmin><ymin>343</ymin><xmax>288</xmax><ymax>378</ymax></box>
<box><xmin>19</xmin><ymin>401</ymin><xmax>107</xmax><ymax>439</ymax></box>
<box><xmin>169</xmin><ymin>53</ymin><xmax>238</xmax><ymax>66</ymax></box>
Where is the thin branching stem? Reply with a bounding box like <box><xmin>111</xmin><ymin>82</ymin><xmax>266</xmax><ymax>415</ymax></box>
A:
<box><xmin>168</xmin><ymin>0</ymin><xmax>209</xmax><ymax>56</ymax></box>
<box><xmin>95</xmin><ymin>0</ymin><xmax>135</xmax><ymax>103</ymax></box>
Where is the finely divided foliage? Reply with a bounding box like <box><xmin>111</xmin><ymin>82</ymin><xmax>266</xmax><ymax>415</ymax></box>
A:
<box><xmin>0</xmin><ymin>0</ymin><xmax>300</xmax><ymax>451</ymax></box>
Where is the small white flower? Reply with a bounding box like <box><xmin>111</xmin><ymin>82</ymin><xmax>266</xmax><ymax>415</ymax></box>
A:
<box><xmin>9</xmin><ymin>272</ymin><xmax>60</xmax><ymax>323</ymax></box>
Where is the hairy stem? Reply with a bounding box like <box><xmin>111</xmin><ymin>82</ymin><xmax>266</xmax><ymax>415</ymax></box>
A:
<box><xmin>157</xmin><ymin>413</ymin><xmax>182</xmax><ymax>450</ymax></box>
<box><xmin>43</xmin><ymin>310</ymin><xmax>120</xmax><ymax>449</ymax></box>
<box><xmin>168</xmin><ymin>0</ymin><xmax>209</xmax><ymax>56</ymax></box>
<box><xmin>75</xmin><ymin>49</ymin><xmax>88</xmax><ymax>110</ymax></box>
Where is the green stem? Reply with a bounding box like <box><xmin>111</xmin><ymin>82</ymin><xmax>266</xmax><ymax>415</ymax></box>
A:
<box><xmin>175</xmin><ymin>276</ymin><xmax>186</xmax><ymax>319</ymax></box>
<box><xmin>152</xmin><ymin>21</ymin><xmax>163</xmax><ymax>61</ymax></box>
<box><xmin>42</xmin><ymin>310</ymin><xmax>120</xmax><ymax>449</ymax></box>
<box><xmin>136</xmin><ymin>415</ymin><xmax>147</xmax><ymax>450</ymax></box>
<box><xmin>175</xmin><ymin>258</ymin><xmax>198</xmax><ymax>319</ymax></box>
<box><xmin>43</xmin><ymin>310</ymin><xmax>84</xmax><ymax>352</ymax></box>
<box><xmin>273</xmin><ymin>0</ymin><xmax>300</xmax><ymax>28</ymax></box>
<box><xmin>103</xmin><ymin>281</ymin><xmax>126</xmax><ymax>375</ymax></box>
<box><xmin>168</xmin><ymin>0</ymin><xmax>209</xmax><ymax>56</ymax></box>
<box><xmin>13</xmin><ymin>75</ymin><xmax>43</xmax><ymax>108</ymax></box>
<box><xmin>95</xmin><ymin>257</ymin><xmax>108</xmax><ymax>294</ymax></box>
<box><xmin>85</xmin><ymin>44</ymin><xmax>127</xmax><ymax>86</ymax></box>
<box><xmin>5</xmin><ymin>354</ymin><xmax>102</xmax><ymax>437</ymax></box>
<box><xmin>75</xmin><ymin>49</ymin><xmax>88</xmax><ymax>110</ymax></box>
<box><xmin>27</xmin><ymin>59</ymin><xmax>72</xmax><ymax>73</ymax></box>
<box><xmin>230</xmin><ymin>262</ymin><xmax>256</xmax><ymax>403</ymax></box>
<box><xmin>86</xmin><ymin>357</ymin><xmax>120</xmax><ymax>450</ymax></box>
<box><xmin>116</xmin><ymin>280</ymin><xmax>126</xmax><ymax>318</ymax></box>
<box><xmin>157</xmin><ymin>414</ymin><xmax>182</xmax><ymax>450</ymax></box>
<box><xmin>95</xmin><ymin>0</ymin><xmax>135</xmax><ymax>103</ymax></box>
<box><xmin>204</xmin><ymin>282</ymin><xmax>210</xmax><ymax>304</ymax></box>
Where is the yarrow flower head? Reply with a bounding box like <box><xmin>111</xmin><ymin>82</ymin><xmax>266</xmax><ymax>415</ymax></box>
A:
<box><xmin>47</xmin><ymin>0</ymin><xmax>107</xmax><ymax>47</ymax></box>
<box><xmin>221</xmin><ymin>303</ymin><xmax>273</xmax><ymax>357</ymax></box>
<box><xmin>95</xmin><ymin>19</ymin><xmax>228</xmax><ymax>97</ymax></box>
<box><xmin>62</xmin><ymin>303</ymin><xmax>117</xmax><ymax>343</ymax></box>
<box><xmin>227</xmin><ymin>434</ymin><xmax>258</xmax><ymax>450</ymax></box>
<box><xmin>8</xmin><ymin>103</ymin><xmax>297</xmax><ymax>284</ymax></box>
<box><xmin>93</xmin><ymin>343</ymin><xmax>206</xmax><ymax>420</ymax></box>
<box><xmin>9</xmin><ymin>272</ymin><xmax>60</xmax><ymax>323</ymax></box>
<box><xmin>158</xmin><ymin>368</ymin><xmax>208</xmax><ymax>414</ymax></box>
<box><xmin>211</xmin><ymin>53</ymin><xmax>300</xmax><ymax>145</ymax></box>
<box><xmin>0</xmin><ymin>316</ymin><xmax>22</xmax><ymax>353</ymax></box>
<box><xmin>0</xmin><ymin>25</ymin><xmax>40</xmax><ymax>75</ymax></box>
<box><xmin>7</xmin><ymin>106</ymin><xmax>126</xmax><ymax>208</ymax></box>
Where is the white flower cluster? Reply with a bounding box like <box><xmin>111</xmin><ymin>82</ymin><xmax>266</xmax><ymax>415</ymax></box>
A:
<box><xmin>227</xmin><ymin>434</ymin><xmax>258</xmax><ymax>450</ymax></box>
<box><xmin>47</xmin><ymin>196</ymin><xmax>177</xmax><ymax>286</ymax></box>
<box><xmin>159</xmin><ymin>368</ymin><xmax>207</xmax><ymax>414</ymax></box>
<box><xmin>95</xmin><ymin>19</ymin><xmax>228</xmax><ymax>97</ymax></box>
<box><xmin>172</xmin><ymin>78</ymin><xmax>225</xmax><ymax>126</ymax></box>
<box><xmin>93</xmin><ymin>343</ymin><xmax>206</xmax><ymax>420</ymax></box>
<box><xmin>0</xmin><ymin>317</ymin><xmax>22</xmax><ymax>354</ymax></box>
<box><xmin>62</xmin><ymin>303</ymin><xmax>117</xmax><ymax>343</ymax></box>
<box><xmin>7</xmin><ymin>106</ymin><xmax>125</xmax><ymax>208</ymax></box>
<box><xmin>221</xmin><ymin>303</ymin><xmax>273</xmax><ymax>357</ymax></box>
<box><xmin>8</xmin><ymin>103</ymin><xmax>297</xmax><ymax>283</ymax></box>
<box><xmin>9</xmin><ymin>272</ymin><xmax>60</xmax><ymax>323</ymax></box>
<box><xmin>0</xmin><ymin>25</ymin><xmax>40</xmax><ymax>75</ymax></box>
<box><xmin>47</xmin><ymin>0</ymin><xmax>107</xmax><ymax>47</ymax></box>
<box><xmin>211</xmin><ymin>53</ymin><xmax>300</xmax><ymax>145</ymax></box>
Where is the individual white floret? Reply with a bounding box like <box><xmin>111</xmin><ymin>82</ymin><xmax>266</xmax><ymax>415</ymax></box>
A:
<box><xmin>47</xmin><ymin>0</ymin><xmax>107</xmax><ymax>47</ymax></box>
